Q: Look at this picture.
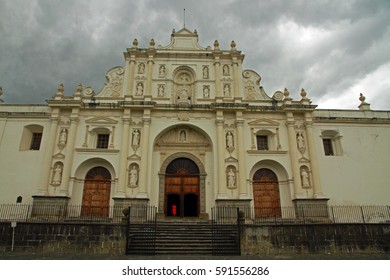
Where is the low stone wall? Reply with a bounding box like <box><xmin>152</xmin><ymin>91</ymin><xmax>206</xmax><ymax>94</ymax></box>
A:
<box><xmin>1</xmin><ymin>222</ymin><xmax>389</xmax><ymax>256</ymax></box>
<box><xmin>241</xmin><ymin>224</ymin><xmax>390</xmax><ymax>255</ymax></box>
<box><xmin>0</xmin><ymin>222</ymin><xmax>127</xmax><ymax>254</ymax></box>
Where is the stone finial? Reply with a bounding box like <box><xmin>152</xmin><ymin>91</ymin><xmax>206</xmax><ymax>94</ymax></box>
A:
<box><xmin>358</xmin><ymin>93</ymin><xmax>371</xmax><ymax>110</ymax></box>
<box><xmin>57</xmin><ymin>83</ymin><xmax>64</xmax><ymax>94</ymax></box>
<box><xmin>74</xmin><ymin>84</ymin><xmax>83</xmax><ymax>96</ymax></box>
<box><xmin>194</xmin><ymin>29</ymin><xmax>197</xmax><ymax>34</ymax></box>
<box><xmin>283</xmin><ymin>88</ymin><xmax>290</xmax><ymax>97</ymax></box>
<box><xmin>359</xmin><ymin>93</ymin><xmax>366</xmax><ymax>103</ymax></box>
<box><xmin>149</xmin><ymin>38</ymin><xmax>155</xmax><ymax>48</ymax></box>
<box><xmin>230</xmin><ymin>40</ymin><xmax>237</xmax><ymax>51</ymax></box>
<box><xmin>300</xmin><ymin>88</ymin><xmax>307</xmax><ymax>99</ymax></box>
<box><xmin>132</xmin><ymin>38</ymin><xmax>138</xmax><ymax>48</ymax></box>
<box><xmin>213</xmin><ymin>40</ymin><xmax>220</xmax><ymax>50</ymax></box>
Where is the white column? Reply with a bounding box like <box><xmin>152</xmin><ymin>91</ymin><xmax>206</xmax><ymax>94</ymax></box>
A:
<box><xmin>305</xmin><ymin>113</ymin><xmax>324</xmax><ymax>198</ymax></box>
<box><xmin>59</xmin><ymin>113</ymin><xmax>79</xmax><ymax>196</ymax></box>
<box><xmin>236</xmin><ymin>117</ymin><xmax>249</xmax><ymax>199</ymax></box>
<box><xmin>286</xmin><ymin>116</ymin><xmax>303</xmax><ymax>198</ymax></box>
<box><xmin>37</xmin><ymin>115</ymin><xmax>59</xmax><ymax>195</ymax></box>
<box><xmin>116</xmin><ymin>111</ymin><xmax>131</xmax><ymax>197</ymax></box>
<box><xmin>214</xmin><ymin>60</ymin><xmax>222</xmax><ymax>98</ymax></box>
<box><xmin>146</xmin><ymin>57</ymin><xmax>154</xmax><ymax>95</ymax></box>
<box><xmin>232</xmin><ymin>61</ymin><xmax>240</xmax><ymax>98</ymax></box>
<box><xmin>137</xmin><ymin>111</ymin><xmax>151</xmax><ymax>198</ymax></box>
<box><xmin>128</xmin><ymin>59</ymin><xmax>136</xmax><ymax>96</ymax></box>
<box><xmin>216</xmin><ymin>118</ymin><xmax>227</xmax><ymax>199</ymax></box>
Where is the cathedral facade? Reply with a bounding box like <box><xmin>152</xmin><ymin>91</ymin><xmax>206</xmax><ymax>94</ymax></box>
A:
<box><xmin>0</xmin><ymin>28</ymin><xmax>389</xmax><ymax>219</ymax></box>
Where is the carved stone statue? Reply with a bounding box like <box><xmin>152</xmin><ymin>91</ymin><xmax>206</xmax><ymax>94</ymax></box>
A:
<box><xmin>138</xmin><ymin>63</ymin><xmax>145</xmax><ymax>74</ymax></box>
<box><xmin>158</xmin><ymin>85</ymin><xmax>165</xmax><ymax>97</ymax></box>
<box><xmin>59</xmin><ymin>128</ymin><xmax>67</xmax><ymax>145</ymax></box>
<box><xmin>226</xmin><ymin>132</ymin><xmax>234</xmax><ymax>148</ymax></box>
<box><xmin>203</xmin><ymin>86</ymin><xmax>210</xmax><ymax>98</ymax></box>
<box><xmin>227</xmin><ymin>169</ymin><xmax>235</xmax><ymax>188</ymax></box>
<box><xmin>180</xmin><ymin>130</ymin><xmax>186</xmax><ymax>141</ymax></box>
<box><xmin>224</xmin><ymin>84</ymin><xmax>231</xmax><ymax>97</ymax></box>
<box><xmin>297</xmin><ymin>132</ymin><xmax>305</xmax><ymax>152</ymax></box>
<box><xmin>136</xmin><ymin>83</ymin><xmax>143</xmax><ymax>96</ymax></box>
<box><xmin>223</xmin><ymin>65</ymin><xmax>229</xmax><ymax>76</ymax></box>
<box><xmin>203</xmin><ymin>66</ymin><xmax>209</xmax><ymax>79</ymax></box>
<box><xmin>129</xmin><ymin>166</ymin><xmax>138</xmax><ymax>187</ymax></box>
<box><xmin>52</xmin><ymin>164</ymin><xmax>62</xmax><ymax>185</ymax></box>
<box><xmin>132</xmin><ymin>129</ymin><xmax>140</xmax><ymax>146</ymax></box>
<box><xmin>159</xmin><ymin>65</ymin><xmax>166</xmax><ymax>77</ymax></box>
<box><xmin>301</xmin><ymin>169</ymin><xmax>310</xmax><ymax>188</ymax></box>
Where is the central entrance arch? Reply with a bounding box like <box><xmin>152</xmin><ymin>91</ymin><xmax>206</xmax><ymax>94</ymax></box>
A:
<box><xmin>165</xmin><ymin>158</ymin><xmax>200</xmax><ymax>217</ymax></box>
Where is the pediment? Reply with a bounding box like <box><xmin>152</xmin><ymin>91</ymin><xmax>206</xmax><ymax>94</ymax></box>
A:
<box><xmin>85</xmin><ymin>116</ymin><xmax>118</xmax><ymax>124</ymax></box>
<box><xmin>160</xmin><ymin>28</ymin><xmax>205</xmax><ymax>51</ymax></box>
<box><xmin>248</xmin><ymin>118</ymin><xmax>280</xmax><ymax>127</ymax></box>
<box><xmin>154</xmin><ymin>126</ymin><xmax>211</xmax><ymax>151</ymax></box>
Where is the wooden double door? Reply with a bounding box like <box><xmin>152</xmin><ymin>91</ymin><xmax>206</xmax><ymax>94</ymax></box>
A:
<box><xmin>165</xmin><ymin>158</ymin><xmax>200</xmax><ymax>217</ymax></box>
<box><xmin>252</xmin><ymin>168</ymin><xmax>281</xmax><ymax>218</ymax></box>
<box><xmin>81</xmin><ymin>167</ymin><xmax>111</xmax><ymax>217</ymax></box>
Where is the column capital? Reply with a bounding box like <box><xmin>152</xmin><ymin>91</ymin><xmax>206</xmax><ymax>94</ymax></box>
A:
<box><xmin>215</xmin><ymin>119</ymin><xmax>224</xmax><ymax>126</ymax></box>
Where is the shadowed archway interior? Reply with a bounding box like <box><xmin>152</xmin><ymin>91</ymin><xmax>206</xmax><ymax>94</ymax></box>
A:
<box><xmin>165</xmin><ymin>158</ymin><xmax>200</xmax><ymax>217</ymax></box>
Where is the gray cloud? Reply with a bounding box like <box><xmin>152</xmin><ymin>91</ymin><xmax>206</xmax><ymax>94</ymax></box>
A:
<box><xmin>0</xmin><ymin>0</ymin><xmax>389</xmax><ymax>109</ymax></box>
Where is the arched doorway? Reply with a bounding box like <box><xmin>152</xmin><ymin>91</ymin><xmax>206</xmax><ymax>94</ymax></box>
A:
<box><xmin>81</xmin><ymin>166</ymin><xmax>111</xmax><ymax>217</ymax></box>
<box><xmin>253</xmin><ymin>168</ymin><xmax>281</xmax><ymax>218</ymax></box>
<box><xmin>165</xmin><ymin>158</ymin><xmax>200</xmax><ymax>217</ymax></box>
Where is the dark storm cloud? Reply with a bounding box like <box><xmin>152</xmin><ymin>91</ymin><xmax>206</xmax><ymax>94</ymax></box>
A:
<box><xmin>0</xmin><ymin>0</ymin><xmax>389</xmax><ymax>109</ymax></box>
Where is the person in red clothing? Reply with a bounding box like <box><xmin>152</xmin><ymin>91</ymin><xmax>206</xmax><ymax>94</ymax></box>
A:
<box><xmin>172</xmin><ymin>204</ymin><xmax>177</xmax><ymax>216</ymax></box>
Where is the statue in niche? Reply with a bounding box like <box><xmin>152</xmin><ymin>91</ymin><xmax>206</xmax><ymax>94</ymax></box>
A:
<box><xmin>159</xmin><ymin>65</ymin><xmax>166</xmax><ymax>77</ymax></box>
<box><xmin>223</xmin><ymin>65</ymin><xmax>229</xmax><ymax>76</ymax></box>
<box><xmin>136</xmin><ymin>82</ymin><xmax>143</xmax><ymax>96</ymax></box>
<box><xmin>52</xmin><ymin>164</ymin><xmax>62</xmax><ymax>185</ymax></box>
<box><xmin>226</xmin><ymin>131</ymin><xmax>234</xmax><ymax>148</ymax></box>
<box><xmin>203</xmin><ymin>66</ymin><xmax>209</xmax><ymax>79</ymax></box>
<box><xmin>132</xmin><ymin>129</ymin><xmax>140</xmax><ymax>146</ymax></box>
<box><xmin>129</xmin><ymin>166</ymin><xmax>138</xmax><ymax>187</ymax></box>
<box><xmin>158</xmin><ymin>85</ymin><xmax>165</xmax><ymax>97</ymax></box>
<box><xmin>138</xmin><ymin>63</ymin><xmax>145</xmax><ymax>74</ymax></box>
<box><xmin>203</xmin><ymin>86</ymin><xmax>210</xmax><ymax>98</ymax></box>
<box><xmin>296</xmin><ymin>132</ymin><xmax>306</xmax><ymax>154</ymax></box>
<box><xmin>58</xmin><ymin>128</ymin><xmax>67</xmax><ymax>146</ymax></box>
<box><xmin>301</xmin><ymin>168</ymin><xmax>310</xmax><ymax>188</ymax></box>
<box><xmin>227</xmin><ymin>169</ymin><xmax>235</xmax><ymax>188</ymax></box>
<box><xmin>224</xmin><ymin>84</ymin><xmax>231</xmax><ymax>97</ymax></box>
<box><xmin>180</xmin><ymin>130</ymin><xmax>186</xmax><ymax>142</ymax></box>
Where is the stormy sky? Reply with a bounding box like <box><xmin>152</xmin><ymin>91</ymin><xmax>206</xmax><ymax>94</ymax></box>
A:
<box><xmin>0</xmin><ymin>0</ymin><xmax>389</xmax><ymax>110</ymax></box>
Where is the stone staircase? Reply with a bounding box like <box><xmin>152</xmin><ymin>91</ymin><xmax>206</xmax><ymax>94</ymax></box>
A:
<box><xmin>126</xmin><ymin>220</ymin><xmax>239</xmax><ymax>255</ymax></box>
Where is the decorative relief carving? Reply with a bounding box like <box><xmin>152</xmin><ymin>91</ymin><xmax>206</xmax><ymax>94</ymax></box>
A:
<box><xmin>223</xmin><ymin>84</ymin><xmax>231</xmax><ymax>97</ymax></box>
<box><xmin>226</xmin><ymin>166</ymin><xmax>237</xmax><ymax>189</ymax></box>
<box><xmin>94</xmin><ymin>67</ymin><xmax>124</xmax><ymax>97</ymax></box>
<box><xmin>242</xmin><ymin>70</ymin><xmax>271</xmax><ymax>100</ymax></box>
<box><xmin>155</xmin><ymin>126</ymin><xmax>211</xmax><ymax>151</ymax></box>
